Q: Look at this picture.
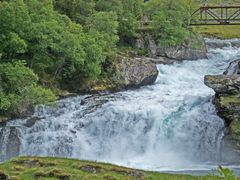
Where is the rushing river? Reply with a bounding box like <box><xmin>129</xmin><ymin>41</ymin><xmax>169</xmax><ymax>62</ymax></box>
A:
<box><xmin>1</xmin><ymin>40</ymin><xmax>240</xmax><ymax>174</ymax></box>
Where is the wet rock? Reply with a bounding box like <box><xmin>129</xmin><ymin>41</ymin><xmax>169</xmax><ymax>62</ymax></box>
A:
<box><xmin>116</xmin><ymin>55</ymin><xmax>158</xmax><ymax>88</ymax></box>
<box><xmin>24</xmin><ymin>117</ymin><xmax>41</xmax><ymax>128</ymax></box>
<box><xmin>204</xmin><ymin>75</ymin><xmax>240</xmax><ymax>94</ymax></box>
<box><xmin>17</xmin><ymin>103</ymin><xmax>35</xmax><ymax>119</ymax></box>
<box><xmin>224</xmin><ymin>59</ymin><xmax>240</xmax><ymax>75</ymax></box>
<box><xmin>6</xmin><ymin>127</ymin><xmax>20</xmax><ymax>160</ymax></box>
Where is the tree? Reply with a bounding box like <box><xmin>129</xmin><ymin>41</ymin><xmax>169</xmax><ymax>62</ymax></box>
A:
<box><xmin>54</xmin><ymin>0</ymin><xmax>96</xmax><ymax>24</ymax></box>
<box><xmin>145</xmin><ymin>0</ymin><xmax>195</xmax><ymax>47</ymax></box>
<box><xmin>87</xmin><ymin>12</ymin><xmax>119</xmax><ymax>53</ymax></box>
<box><xmin>0</xmin><ymin>61</ymin><xmax>56</xmax><ymax>117</ymax></box>
<box><xmin>95</xmin><ymin>0</ymin><xmax>143</xmax><ymax>44</ymax></box>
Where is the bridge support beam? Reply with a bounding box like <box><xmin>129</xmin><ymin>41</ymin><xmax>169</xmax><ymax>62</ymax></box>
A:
<box><xmin>190</xmin><ymin>6</ymin><xmax>240</xmax><ymax>26</ymax></box>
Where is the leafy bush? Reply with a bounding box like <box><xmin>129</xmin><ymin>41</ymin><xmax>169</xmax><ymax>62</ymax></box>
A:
<box><xmin>217</xmin><ymin>166</ymin><xmax>237</xmax><ymax>180</ymax></box>
<box><xmin>0</xmin><ymin>61</ymin><xmax>56</xmax><ymax>117</ymax></box>
<box><xmin>145</xmin><ymin>0</ymin><xmax>196</xmax><ymax>47</ymax></box>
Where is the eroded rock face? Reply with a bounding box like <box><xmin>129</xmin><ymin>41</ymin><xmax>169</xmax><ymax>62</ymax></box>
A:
<box><xmin>135</xmin><ymin>33</ymin><xmax>207</xmax><ymax>61</ymax></box>
<box><xmin>204</xmin><ymin>59</ymin><xmax>240</xmax><ymax>155</ymax></box>
<box><xmin>206</xmin><ymin>39</ymin><xmax>240</xmax><ymax>49</ymax></box>
<box><xmin>205</xmin><ymin>75</ymin><xmax>240</xmax><ymax>94</ymax></box>
<box><xmin>157</xmin><ymin>45</ymin><xmax>207</xmax><ymax>60</ymax></box>
<box><xmin>116</xmin><ymin>55</ymin><xmax>158</xmax><ymax>89</ymax></box>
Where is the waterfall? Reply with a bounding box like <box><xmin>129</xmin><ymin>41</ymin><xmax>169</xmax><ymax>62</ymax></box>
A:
<box><xmin>1</xmin><ymin>40</ymin><xmax>240</xmax><ymax>171</ymax></box>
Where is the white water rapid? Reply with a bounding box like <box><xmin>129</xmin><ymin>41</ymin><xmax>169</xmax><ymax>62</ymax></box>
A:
<box><xmin>1</xmin><ymin>40</ymin><xmax>240</xmax><ymax>173</ymax></box>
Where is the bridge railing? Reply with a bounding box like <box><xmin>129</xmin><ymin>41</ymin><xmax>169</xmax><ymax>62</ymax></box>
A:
<box><xmin>190</xmin><ymin>6</ymin><xmax>240</xmax><ymax>25</ymax></box>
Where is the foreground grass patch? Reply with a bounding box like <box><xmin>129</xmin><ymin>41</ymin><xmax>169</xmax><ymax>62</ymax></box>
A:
<box><xmin>0</xmin><ymin>157</ymin><xmax>227</xmax><ymax>180</ymax></box>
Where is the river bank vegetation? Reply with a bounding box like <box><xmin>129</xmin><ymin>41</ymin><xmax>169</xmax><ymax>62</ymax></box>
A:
<box><xmin>0</xmin><ymin>157</ymin><xmax>236</xmax><ymax>180</ymax></box>
<box><xmin>0</xmin><ymin>0</ymin><xmax>195</xmax><ymax>119</ymax></box>
<box><xmin>0</xmin><ymin>0</ymin><xmax>239</xmax><ymax>119</ymax></box>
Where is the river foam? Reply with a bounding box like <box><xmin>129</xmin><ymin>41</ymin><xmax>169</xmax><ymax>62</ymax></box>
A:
<box><xmin>1</xmin><ymin>40</ymin><xmax>240</xmax><ymax>172</ymax></box>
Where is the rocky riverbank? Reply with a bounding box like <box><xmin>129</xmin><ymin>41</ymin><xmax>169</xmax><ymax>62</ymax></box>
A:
<box><xmin>205</xmin><ymin>59</ymin><xmax>240</xmax><ymax>157</ymax></box>
<box><xmin>0</xmin><ymin>35</ymin><xmax>210</xmax><ymax>122</ymax></box>
<box><xmin>135</xmin><ymin>33</ymin><xmax>207</xmax><ymax>64</ymax></box>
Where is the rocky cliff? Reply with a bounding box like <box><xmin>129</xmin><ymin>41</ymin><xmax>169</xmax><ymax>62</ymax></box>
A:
<box><xmin>205</xmin><ymin>59</ymin><xmax>240</xmax><ymax>156</ymax></box>
<box><xmin>135</xmin><ymin>32</ymin><xmax>207</xmax><ymax>63</ymax></box>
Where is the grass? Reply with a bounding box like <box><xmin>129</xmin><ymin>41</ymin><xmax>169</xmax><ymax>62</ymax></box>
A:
<box><xmin>0</xmin><ymin>157</ymin><xmax>227</xmax><ymax>180</ymax></box>
<box><xmin>220</xmin><ymin>95</ymin><xmax>240</xmax><ymax>107</ymax></box>
<box><xmin>196</xmin><ymin>25</ymin><xmax>240</xmax><ymax>39</ymax></box>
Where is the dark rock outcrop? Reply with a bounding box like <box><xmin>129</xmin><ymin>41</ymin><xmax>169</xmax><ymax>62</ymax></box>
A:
<box><xmin>87</xmin><ymin>54</ymin><xmax>159</xmax><ymax>93</ymax></box>
<box><xmin>204</xmin><ymin>75</ymin><xmax>240</xmax><ymax>94</ymax></box>
<box><xmin>135</xmin><ymin>33</ymin><xmax>207</xmax><ymax>61</ymax></box>
<box><xmin>204</xmin><ymin>59</ymin><xmax>240</xmax><ymax>157</ymax></box>
<box><xmin>156</xmin><ymin>45</ymin><xmax>207</xmax><ymax>61</ymax></box>
<box><xmin>116</xmin><ymin>55</ymin><xmax>159</xmax><ymax>89</ymax></box>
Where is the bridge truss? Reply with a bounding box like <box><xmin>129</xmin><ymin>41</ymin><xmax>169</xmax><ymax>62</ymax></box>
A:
<box><xmin>190</xmin><ymin>6</ymin><xmax>240</xmax><ymax>25</ymax></box>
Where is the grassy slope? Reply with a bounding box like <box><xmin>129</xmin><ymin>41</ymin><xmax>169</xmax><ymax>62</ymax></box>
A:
<box><xmin>195</xmin><ymin>0</ymin><xmax>240</xmax><ymax>39</ymax></box>
<box><xmin>0</xmin><ymin>157</ymin><xmax>225</xmax><ymax>180</ymax></box>
<box><xmin>196</xmin><ymin>25</ymin><xmax>240</xmax><ymax>39</ymax></box>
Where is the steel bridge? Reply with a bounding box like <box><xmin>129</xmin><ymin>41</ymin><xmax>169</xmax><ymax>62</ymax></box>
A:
<box><xmin>190</xmin><ymin>6</ymin><xmax>240</xmax><ymax>25</ymax></box>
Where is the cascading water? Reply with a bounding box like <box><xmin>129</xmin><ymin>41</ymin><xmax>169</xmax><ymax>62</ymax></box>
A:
<box><xmin>1</xmin><ymin>40</ymin><xmax>240</xmax><ymax>172</ymax></box>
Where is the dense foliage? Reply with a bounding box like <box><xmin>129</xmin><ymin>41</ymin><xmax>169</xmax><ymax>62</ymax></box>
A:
<box><xmin>145</xmin><ymin>0</ymin><xmax>196</xmax><ymax>47</ymax></box>
<box><xmin>0</xmin><ymin>61</ymin><xmax>56</xmax><ymax>117</ymax></box>
<box><xmin>0</xmin><ymin>0</ymin><xmax>198</xmax><ymax>118</ymax></box>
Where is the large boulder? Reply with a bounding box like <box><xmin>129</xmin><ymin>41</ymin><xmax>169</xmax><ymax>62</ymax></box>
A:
<box><xmin>86</xmin><ymin>54</ymin><xmax>159</xmax><ymax>93</ymax></box>
<box><xmin>116</xmin><ymin>55</ymin><xmax>159</xmax><ymax>88</ymax></box>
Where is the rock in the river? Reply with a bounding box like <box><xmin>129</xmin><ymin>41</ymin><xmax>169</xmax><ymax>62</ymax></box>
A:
<box><xmin>204</xmin><ymin>75</ymin><xmax>240</xmax><ymax>94</ymax></box>
<box><xmin>224</xmin><ymin>60</ymin><xmax>240</xmax><ymax>75</ymax></box>
<box><xmin>204</xmin><ymin>59</ymin><xmax>240</xmax><ymax>156</ymax></box>
<box><xmin>6</xmin><ymin>127</ymin><xmax>21</xmax><ymax>160</ymax></box>
<box><xmin>116</xmin><ymin>55</ymin><xmax>159</xmax><ymax>88</ymax></box>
